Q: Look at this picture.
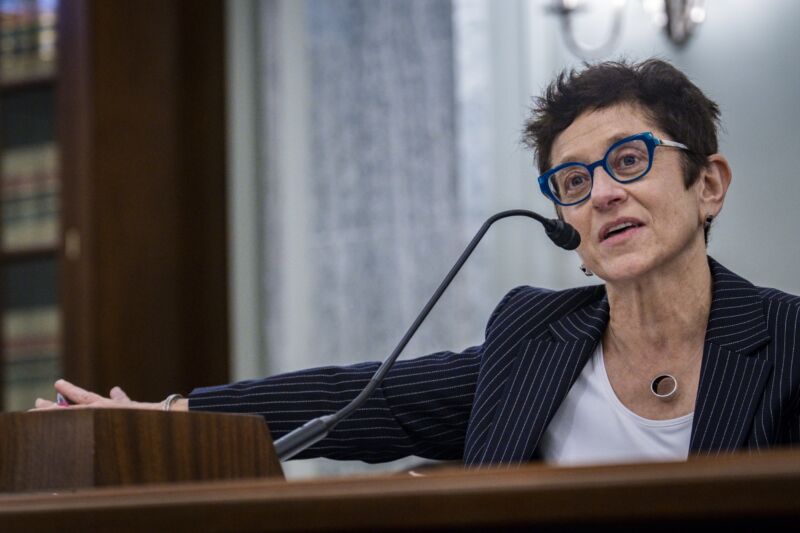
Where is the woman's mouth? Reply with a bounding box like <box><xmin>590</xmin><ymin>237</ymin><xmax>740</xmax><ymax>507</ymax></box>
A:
<box><xmin>599</xmin><ymin>218</ymin><xmax>645</xmax><ymax>244</ymax></box>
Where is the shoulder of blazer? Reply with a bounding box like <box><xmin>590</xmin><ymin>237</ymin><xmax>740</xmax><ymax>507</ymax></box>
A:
<box><xmin>755</xmin><ymin>284</ymin><xmax>800</xmax><ymax>344</ymax></box>
<box><xmin>756</xmin><ymin>286</ymin><xmax>800</xmax><ymax>310</ymax></box>
<box><xmin>484</xmin><ymin>284</ymin><xmax>606</xmax><ymax>344</ymax></box>
<box><xmin>706</xmin><ymin>257</ymin><xmax>800</xmax><ymax>351</ymax></box>
<box><xmin>755</xmin><ymin>284</ymin><xmax>800</xmax><ymax>347</ymax></box>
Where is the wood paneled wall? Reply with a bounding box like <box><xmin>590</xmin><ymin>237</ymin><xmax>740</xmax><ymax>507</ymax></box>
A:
<box><xmin>58</xmin><ymin>0</ymin><xmax>229</xmax><ymax>400</ymax></box>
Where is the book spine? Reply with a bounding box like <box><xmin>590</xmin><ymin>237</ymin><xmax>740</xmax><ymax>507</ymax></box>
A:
<box><xmin>0</xmin><ymin>0</ymin><xmax>58</xmax><ymax>82</ymax></box>
<box><xmin>3</xmin><ymin>305</ymin><xmax>60</xmax><ymax>359</ymax></box>
<box><xmin>1</xmin><ymin>142</ymin><xmax>59</xmax><ymax>251</ymax></box>
<box><xmin>2</xmin><ymin>305</ymin><xmax>60</xmax><ymax>411</ymax></box>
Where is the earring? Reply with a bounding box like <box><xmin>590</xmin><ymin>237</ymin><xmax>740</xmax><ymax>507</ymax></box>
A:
<box><xmin>580</xmin><ymin>264</ymin><xmax>594</xmax><ymax>277</ymax></box>
<box><xmin>704</xmin><ymin>214</ymin><xmax>714</xmax><ymax>230</ymax></box>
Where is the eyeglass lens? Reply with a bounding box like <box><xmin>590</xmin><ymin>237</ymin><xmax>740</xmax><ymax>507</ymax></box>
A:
<box><xmin>548</xmin><ymin>138</ymin><xmax>650</xmax><ymax>204</ymax></box>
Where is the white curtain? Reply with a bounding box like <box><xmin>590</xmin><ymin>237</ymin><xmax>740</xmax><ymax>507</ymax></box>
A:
<box><xmin>251</xmin><ymin>0</ymin><xmax>583</xmax><ymax>478</ymax></box>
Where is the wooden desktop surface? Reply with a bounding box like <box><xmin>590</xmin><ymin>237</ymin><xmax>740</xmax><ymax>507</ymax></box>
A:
<box><xmin>2</xmin><ymin>448</ymin><xmax>800</xmax><ymax>532</ymax></box>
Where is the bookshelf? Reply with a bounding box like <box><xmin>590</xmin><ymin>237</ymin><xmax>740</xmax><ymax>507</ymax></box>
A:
<box><xmin>0</xmin><ymin>0</ymin><xmax>229</xmax><ymax>411</ymax></box>
<box><xmin>0</xmin><ymin>0</ymin><xmax>60</xmax><ymax>411</ymax></box>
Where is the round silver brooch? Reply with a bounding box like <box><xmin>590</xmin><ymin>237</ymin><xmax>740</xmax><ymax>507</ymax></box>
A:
<box><xmin>651</xmin><ymin>374</ymin><xmax>678</xmax><ymax>402</ymax></box>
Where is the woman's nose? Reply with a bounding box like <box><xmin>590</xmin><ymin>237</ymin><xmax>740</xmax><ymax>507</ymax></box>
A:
<box><xmin>590</xmin><ymin>167</ymin><xmax>627</xmax><ymax>210</ymax></box>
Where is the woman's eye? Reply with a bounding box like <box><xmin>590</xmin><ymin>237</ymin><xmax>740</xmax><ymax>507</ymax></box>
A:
<box><xmin>565</xmin><ymin>174</ymin><xmax>586</xmax><ymax>190</ymax></box>
<box><xmin>619</xmin><ymin>154</ymin><xmax>640</xmax><ymax>167</ymax></box>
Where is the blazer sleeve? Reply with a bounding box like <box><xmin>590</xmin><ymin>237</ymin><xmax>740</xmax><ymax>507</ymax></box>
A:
<box><xmin>188</xmin><ymin>286</ymin><xmax>527</xmax><ymax>463</ymax></box>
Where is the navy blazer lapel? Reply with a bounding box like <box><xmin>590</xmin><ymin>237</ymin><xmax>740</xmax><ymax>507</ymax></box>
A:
<box><xmin>690</xmin><ymin>258</ymin><xmax>773</xmax><ymax>453</ymax></box>
<box><xmin>479</xmin><ymin>293</ymin><xmax>608</xmax><ymax>466</ymax></box>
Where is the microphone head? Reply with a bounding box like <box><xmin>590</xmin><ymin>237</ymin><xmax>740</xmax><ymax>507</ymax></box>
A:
<box><xmin>544</xmin><ymin>220</ymin><xmax>581</xmax><ymax>250</ymax></box>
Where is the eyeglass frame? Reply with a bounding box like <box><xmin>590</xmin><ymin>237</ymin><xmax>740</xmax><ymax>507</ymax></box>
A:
<box><xmin>537</xmin><ymin>131</ymin><xmax>690</xmax><ymax>207</ymax></box>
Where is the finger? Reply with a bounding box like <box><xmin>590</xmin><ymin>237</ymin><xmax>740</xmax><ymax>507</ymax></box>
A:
<box><xmin>109</xmin><ymin>386</ymin><xmax>130</xmax><ymax>402</ymax></box>
<box><xmin>30</xmin><ymin>403</ymin><xmax>94</xmax><ymax>411</ymax></box>
<box><xmin>29</xmin><ymin>402</ymin><xmax>63</xmax><ymax>412</ymax></box>
<box><xmin>54</xmin><ymin>379</ymin><xmax>105</xmax><ymax>404</ymax></box>
<box><xmin>34</xmin><ymin>398</ymin><xmax>56</xmax><ymax>408</ymax></box>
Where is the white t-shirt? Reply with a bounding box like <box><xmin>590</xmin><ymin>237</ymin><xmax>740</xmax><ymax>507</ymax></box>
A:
<box><xmin>538</xmin><ymin>343</ymin><xmax>693</xmax><ymax>466</ymax></box>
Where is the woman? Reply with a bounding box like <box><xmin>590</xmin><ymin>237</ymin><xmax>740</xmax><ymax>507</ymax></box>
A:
<box><xmin>35</xmin><ymin>59</ymin><xmax>800</xmax><ymax>466</ymax></box>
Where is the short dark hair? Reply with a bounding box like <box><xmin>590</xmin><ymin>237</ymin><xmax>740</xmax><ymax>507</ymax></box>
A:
<box><xmin>523</xmin><ymin>58</ymin><xmax>721</xmax><ymax>188</ymax></box>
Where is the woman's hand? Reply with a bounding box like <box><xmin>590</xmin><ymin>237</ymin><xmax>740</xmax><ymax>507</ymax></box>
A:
<box><xmin>31</xmin><ymin>379</ymin><xmax>163</xmax><ymax>411</ymax></box>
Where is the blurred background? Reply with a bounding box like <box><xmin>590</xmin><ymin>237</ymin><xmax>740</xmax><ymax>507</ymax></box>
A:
<box><xmin>0</xmin><ymin>0</ymin><xmax>797</xmax><ymax>479</ymax></box>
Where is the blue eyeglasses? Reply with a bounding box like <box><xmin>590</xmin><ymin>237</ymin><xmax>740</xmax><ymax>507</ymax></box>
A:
<box><xmin>537</xmin><ymin>131</ymin><xmax>689</xmax><ymax>206</ymax></box>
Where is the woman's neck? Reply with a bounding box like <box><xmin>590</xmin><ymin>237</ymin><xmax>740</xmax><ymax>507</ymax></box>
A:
<box><xmin>604</xmin><ymin>247</ymin><xmax>712</xmax><ymax>356</ymax></box>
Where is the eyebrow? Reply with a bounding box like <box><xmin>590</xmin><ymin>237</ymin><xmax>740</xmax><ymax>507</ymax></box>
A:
<box><xmin>554</xmin><ymin>132</ymin><xmax>639</xmax><ymax>166</ymax></box>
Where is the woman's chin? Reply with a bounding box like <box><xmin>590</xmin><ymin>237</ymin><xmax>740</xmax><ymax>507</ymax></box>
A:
<box><xmin>594</xmin><ymin>256</ymin><xmax>654</xmax><ymax>283</ymax></box>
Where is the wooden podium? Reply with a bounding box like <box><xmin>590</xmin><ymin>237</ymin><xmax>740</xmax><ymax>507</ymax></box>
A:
<box><xmin>1</xmin><ymin>410</ymin><xmax>800</xmax><ymax>531</ymax></box>
<box><xmin>0</xmin><ymin>410</ymin><xmax>283</xmax><ymax>492</ymax></box>
<box><xmin>1</xmin><ymin>448</ymin><xmax>800</xmax><ymax>531</ymax></box>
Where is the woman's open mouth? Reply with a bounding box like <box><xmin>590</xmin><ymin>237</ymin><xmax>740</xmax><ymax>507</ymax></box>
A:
<box><xmin>599</xmin><ymin>218</ymin><xmax>645</xmax><ymax>244</ymax></box>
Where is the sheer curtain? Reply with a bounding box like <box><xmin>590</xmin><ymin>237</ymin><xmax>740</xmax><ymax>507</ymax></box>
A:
<box><xmin>250</xmin><ymin>0</ymin><xmax>581</xmax><ymax>478</ymax></box>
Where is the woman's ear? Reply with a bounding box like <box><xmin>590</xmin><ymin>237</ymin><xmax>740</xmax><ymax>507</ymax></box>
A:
<box><xmin>697</xmin><ymin>153</ymin><xmax>732</xmax><ymax>218</ymax></box>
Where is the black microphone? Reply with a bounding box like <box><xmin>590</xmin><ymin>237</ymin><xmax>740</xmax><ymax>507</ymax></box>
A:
<box><xmin>273</xmin><ymin>209</ymin><xmax>580</xmax><ymax>460</ymax></box>
<box><xmin>542</xmin><ymin>218</ymin><xmax>581</xmax><ymax>250</ymax></box>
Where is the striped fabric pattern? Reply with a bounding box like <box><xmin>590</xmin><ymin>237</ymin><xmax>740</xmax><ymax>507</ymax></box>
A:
<box><xmin>189</xmin><ymin>257</ymin><xmax>800</xmax><ymax>465</ymax></box>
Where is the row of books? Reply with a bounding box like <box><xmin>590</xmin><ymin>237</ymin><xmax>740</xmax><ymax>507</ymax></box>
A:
<box><xmin>1</xmin><ymin>142</ymin><xmax>58</xmax><ymax>251</ymax></box>
<box><xmin>2</xmin><ymin>305</ymin><xmax>59</xmax><ymax>411</ymax></box>
<box><xmin>0</xmin><ymin>0</ymin><xmax>57</xmax><ymax>83</ymax></box>
<box><xmin>3</xmin><ymin>354</ymin><xmax>58</xmax><ymax>411</ymax></box>
<box><xmin>2</xmin><ymin>304</ymin><xmax>59</xmax><ymax>360</ymax></box>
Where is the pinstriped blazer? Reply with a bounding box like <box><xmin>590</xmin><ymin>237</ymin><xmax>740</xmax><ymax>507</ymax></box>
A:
<box><xmin>189</xmin><ymin>257</ymin><xmax>800</xmax><ymax>466</ymax></box>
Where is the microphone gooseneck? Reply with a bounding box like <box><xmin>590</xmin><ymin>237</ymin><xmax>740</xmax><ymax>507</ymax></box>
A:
<box><xmin>273</xmin><ymin>210</ymin><xmax>580</xmax><ymax>461</ymax></box>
